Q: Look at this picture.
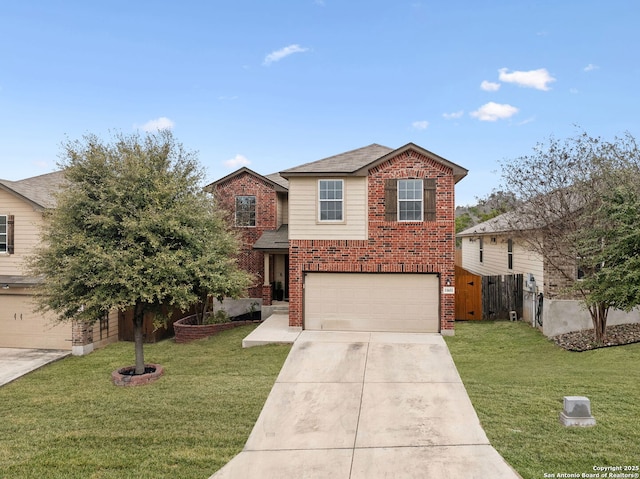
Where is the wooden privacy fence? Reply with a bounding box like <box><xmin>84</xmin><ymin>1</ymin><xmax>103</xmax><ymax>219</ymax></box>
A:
<box><xmin>455</xmin><ymin>267</ymin><xmax>523</xmax><ymax>320</ymax></box>
<box><xmin>455</xmin><ymin>266</ymin><xmax>482</xmax><ymax>320</ymax></box>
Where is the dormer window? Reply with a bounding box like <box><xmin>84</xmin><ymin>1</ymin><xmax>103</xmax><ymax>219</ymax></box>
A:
<box><xmin>235</xmin><ymin>196</ymin><xmax>256</xmax><ymax>227</ymax></box>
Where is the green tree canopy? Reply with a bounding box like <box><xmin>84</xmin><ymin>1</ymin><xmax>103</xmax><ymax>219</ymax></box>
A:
<box><xmin>498</xmin><ymin>131</ymin><xmax>640</xmax><ymax>342</ymax></box>
<box><xmin>28</xmin><ymin>130</ymin><xmax>251</xmax><ymax>373</ymax></box>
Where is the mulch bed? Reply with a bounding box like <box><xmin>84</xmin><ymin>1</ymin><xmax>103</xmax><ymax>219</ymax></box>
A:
<box><xmin>551</xmin><ymin>322</ymin><xmax>640</xmax><ymax>351</ymax></box>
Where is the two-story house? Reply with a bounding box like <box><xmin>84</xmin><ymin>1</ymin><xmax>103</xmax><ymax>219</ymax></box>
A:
<box><xmin>0</xmin><ymin>172</ymin><xmax>118</xmax><ymax>354</ymax></box>
<box><xmin>208</xmin><ymin>143</ymin><xmax>467</xmax><ymax>335</ymax></box>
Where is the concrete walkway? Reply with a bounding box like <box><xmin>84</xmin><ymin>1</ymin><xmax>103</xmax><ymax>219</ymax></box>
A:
<box><xmin>0</xmin><ymin>348</ymin><xmax>70</xmax><ymax>387</ymax></box>
<box><xmin>211</xmin><ymin>330</ymin><xmax>521</xmax><ymax>478</ymax></box>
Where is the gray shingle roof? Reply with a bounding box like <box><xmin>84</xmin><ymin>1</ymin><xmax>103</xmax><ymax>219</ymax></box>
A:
<box><xmin>264</xmin><ymin>172</ymin><xmax>289</xmax><ymax>190</ymax></box>
<box><xmin>253</xmin><ymin>225</ymin><xmax>289</xmax><ymax>251</ymax></box>
<box><xmin>280</xmin><ymin>144</ymin><xmax>394</xmax><ymax>175</ymax></box>
<box><xmin>0</xmin><ymin>171</ymin><xmax>66</xmax><ymax>209</ymax></box>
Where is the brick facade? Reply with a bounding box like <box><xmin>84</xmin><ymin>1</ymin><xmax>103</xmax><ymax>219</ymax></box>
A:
<box><xmin>214</xmin><ymin>171</ymin><xmax>278</xmax><ymax>299</ymax></box>
<box><xmin>288</xmin><ymin>150</ymin><xmax>457</xmax><ymax>332</ymax></box>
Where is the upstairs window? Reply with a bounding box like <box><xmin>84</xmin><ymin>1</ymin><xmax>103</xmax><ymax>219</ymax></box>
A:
<box><xmin>235</xmin><ymin>196</ymin><xmax>256</xmax><ymax>227</ymax></box>
<box><xmin>398</xmin><ymin>179</ymin><xmax>424</xmax><ymax>221</ymax></box>
<box><xmin>0</xmin><ymin>215</ymin><xmax>13</xmax><ymax>254</ymax></box>
<box><xmin>479</xmin><ymin>237</ymin><xmax>484</xmax><ymax>263</ymax></box>
<box><xmin>507</xmin><ymin>238</ymin><xmax>513</xmax><ymax>270</ymax></box>
<box><xmin>385</xmin><ymin>178</ymin><xmax>436</xmax><ymax>222</ymax></box>
<box><xmin>318</xmin><ymin>180</ymin><xmax>343</xmax><ymax>221</ymax></box>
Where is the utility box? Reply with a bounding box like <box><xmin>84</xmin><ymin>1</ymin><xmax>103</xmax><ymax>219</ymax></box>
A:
<box><xmin>559</xmin><ymin>396</ymin><xmax>596</xmax><ymax>427</ymax></box>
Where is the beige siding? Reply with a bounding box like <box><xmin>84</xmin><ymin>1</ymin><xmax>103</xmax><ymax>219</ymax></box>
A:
<box><xmin>461</xmin><ymin>235</ymin><xmax>544</xmax><ymax>292</ymax></box>
<box><xmin>0</xmin><ymin>190</ymin><xmax>44</xmax><ymax>277</ymax></box>
<box><xmin>288</xmin><ymin>177</ymin><xmax>367</xmax><ymax>240</ymax></box>
<box><xmin>277</xmin><ymin>192</ymin><xmax>288</xmax><ymax>227</ymax></box>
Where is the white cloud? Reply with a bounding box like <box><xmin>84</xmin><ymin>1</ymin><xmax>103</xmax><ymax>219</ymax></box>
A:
<box><xmin>263</xmin><ymin>44</ymin><xmax>309</xmax><ymax>66</ymax></box>
<box><xmin>314</xmin><ymin>0</ymin><xmax>325</xmax><ymax>5</ymax></box>
<box><xmin>470</xmin><ymin>102</ymin><xmax>519</xmax><ymax>122</ymax></box>
<box><xmin>443</xmin><ymin>110</ymin><xmax>464</xmax><ymax>120</ymax></box>
<box><xmin>412</xmin><ymin>120</ymin><xmax>429</xmax><ymax>130</ymax></box>
<box><xmin>224</xmin><ymin>154</ymin><xmax>251</xmax><ymax>169</ymax></box>
<box><xmin>139</xmin><ymin>117</ymin><xmax>175</xmax><ymax>132</ymax></box>
<box><xmin>570</xmin><ymin>88</ymin><xmax>579</xmax><ymax>94</ymax></box>
<box><xmin>480</xmin><ymin>80</ymin><xmax>501</xmax><ymax>92</ymax></box>
<box><xmin>498</xmin><ymin>68</ymin><xmax>556</xmax><ymax>91</ymax></box>
<box><xmin>584</xmin><ymin>63</ymin><xmax>599</xmax><ymax>72</ymax></box>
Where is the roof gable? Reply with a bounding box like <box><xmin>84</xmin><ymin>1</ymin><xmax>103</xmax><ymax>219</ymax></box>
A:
<box><xmin>205</xmin><ymin>167</ymin><xmax>288</xmax><ymax>192</ymax></box>
<box><xmin>280</xmin><ymin>143</ymin><xmax>467</xmax><ymax>183</ymax></box>
<box><xmin>0</xmin><ymin>171</ymin><xmax>66</xmax><ymax>209</ymax></box>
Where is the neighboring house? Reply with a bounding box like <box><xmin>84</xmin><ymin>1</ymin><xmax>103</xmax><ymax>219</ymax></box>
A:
<box><xmin>456</xmin><ymin>211</ymin><xmax>640</xmax><ymax>335</ymax></box>
<box><xmin>208</xmin><ymin>143</ymin><xmax>467</xmax><ymax>335</ymax></box>
<box><xmin>0</xmin><ymin>172</ymin><xmax>118</xmax><ymax>354</ymax></box>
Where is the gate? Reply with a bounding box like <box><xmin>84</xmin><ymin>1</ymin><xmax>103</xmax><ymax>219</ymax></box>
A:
<box><xmin>455</xmin><ymin>266</ymin><xmax>482</xmax><ymax>320</ymax></box>
<box><xmin>482</xmin><ymin>274</ymin><xmax>523</xmax><ymax>320</ymax></box>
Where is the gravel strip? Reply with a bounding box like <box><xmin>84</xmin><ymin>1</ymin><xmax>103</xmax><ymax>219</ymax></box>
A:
<box><xmin>551</xmin><ymin>322</ymin><xmax>640</xmax><ymax>351</ymax></box>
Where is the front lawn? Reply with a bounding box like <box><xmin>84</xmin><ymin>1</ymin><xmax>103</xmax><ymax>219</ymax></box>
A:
<box><xmin>445</xmin><ymin>321</ymin><xmax>640</xmax><ymax>479</ymax></box>
<box><xmin>0</xmin><ymin>326</ymin><xmax>291</xmax><ymax>479</ymax></box>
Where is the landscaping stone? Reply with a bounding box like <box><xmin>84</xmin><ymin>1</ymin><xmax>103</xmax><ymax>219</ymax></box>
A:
<box><xmin>551</xmin><ymin>322</ymin><xmax>640</xmax><ymax>351</ymax></box>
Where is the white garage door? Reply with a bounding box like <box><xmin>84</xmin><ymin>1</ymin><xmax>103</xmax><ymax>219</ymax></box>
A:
<box><xmin>0</xmin><ymin>294</ymin><xmax>72</xmax><ymax>350</ymax></box>
<box><xmin>304</xmin><ymin>273</ymin><xmax>440</xmax><ymax>332</ymax></box>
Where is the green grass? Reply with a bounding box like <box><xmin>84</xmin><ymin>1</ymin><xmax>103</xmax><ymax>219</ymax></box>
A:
<box><xmin>445</xmin><ymin>321</ymin><xmax>640</xmax><ymax>479</ymax></box>
<box><xmin>0</xmin><ymin>326</ymin><xmax>291</xmax><ymax>479</ymax></box>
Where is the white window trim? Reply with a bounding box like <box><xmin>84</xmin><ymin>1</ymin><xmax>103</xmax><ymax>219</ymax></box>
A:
<box><xmin>317</xmin><ymin>179</ymin><xmax>344</xmax><ymax>223</ymax></box>
<box><xmin>0</xmin><ymin>215</ymin><xmax>7</xmax><ymax>254</ymax></box>
<box><xmin>397</xmin><ymin>179</ymin><xmax>424</xmax><ymax>222</ymax></box>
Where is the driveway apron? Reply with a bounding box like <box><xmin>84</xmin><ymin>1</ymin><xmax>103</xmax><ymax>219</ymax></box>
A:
<box><xmin>211</xmin><ymin>331</ymin><xmax>521</xmax><ymax>478</ymax></box>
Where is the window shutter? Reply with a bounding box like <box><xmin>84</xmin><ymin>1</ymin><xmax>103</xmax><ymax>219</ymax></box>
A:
<box><xmin>384</xmin><ymin>179</ymin><xmax>397</xmax><ymax>221</ymax></box>
<box><xmin>7</xmin><ymin>215</ymin><xmax>14</xmax><ymax>254</ymax></box>
<box><xmin>423</xmin><ymin>179</ymin><xmax>436</xmax><ymax>221</ymax></box>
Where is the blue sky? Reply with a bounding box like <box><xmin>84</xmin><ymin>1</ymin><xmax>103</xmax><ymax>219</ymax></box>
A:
<box><xmin>1</xmin><ymin>1</ymin><xmax>639</xmax><ymax>205</ymax></box>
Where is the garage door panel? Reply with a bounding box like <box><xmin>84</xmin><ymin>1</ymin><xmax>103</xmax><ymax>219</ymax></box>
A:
<box><xmin>0</xmin><ymin>294</ymin><xmax>72</xmax><ymax>350</ymax></box>
<box><xmin>305</xmin><ymin>273</ymin><xmax>439</xmax><ymax>333</ymax></box>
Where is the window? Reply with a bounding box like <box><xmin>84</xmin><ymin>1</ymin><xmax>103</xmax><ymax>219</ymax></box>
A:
<box><xmin>235</xmin><ymin>196</ymin><xmax>256</xmax><ymax>227</ymax></box>
<box><xmin>479</xmin><ymin>237</ymin><xmax>484</xmax><ymax>263</ymax></box>
<box><xmin>0</xmin><ymin>215</ymin><xmax>13</xmax><ymax>254</ymax></box>
<box><xmin>0</xmin><ymin>216</ymin><xmax>6</xmax><ymax>253</ymax></box>
<box><xmin>507</xmin><ymin>238</ymin><xmax>513</xmax><ymax>270</ymax></box>
<box><xmin>398</xmin><ymin>179</ymin><xmax>423</xmax><ymax>221</ymax></box>
<box><xmin>318</xmin><ymin>180</ymin><xmax>343</xmax><ymax>221</ymax></box>
<box><xmin>384</xmin><ymin>178</ymin><xmax>436</xmax><ymax>222</ymax></box>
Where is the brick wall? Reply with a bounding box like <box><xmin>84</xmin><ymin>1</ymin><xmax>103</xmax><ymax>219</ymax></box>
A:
<box><xmin>214</xmin><ymin>172</ymin><xmax>278</xmax><ymax>299</ymax></box>
<box><xmin>289</xmin><ymin>149</ymin><xmax>456</xmax><ymax>332</ymax></box>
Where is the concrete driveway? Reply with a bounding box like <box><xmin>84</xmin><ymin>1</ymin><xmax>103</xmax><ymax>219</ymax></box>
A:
<box><xmin>0</xmin><ymin>348</ymin><xmax>70</xmax><ymax>387</ymax></box>
<box><xmin>211</xmin><ymin>331</ymin><xmax>521</xmax><ymax>478</ymax></box>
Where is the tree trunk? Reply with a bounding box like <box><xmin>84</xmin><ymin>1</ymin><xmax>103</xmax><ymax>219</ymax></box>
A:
<box><xmin>588</xmin><ymin>301</ymin><xmax>609</xmax><ymax>344</ymax></box>
<box><xmin>133</xmin><ymin>302</ymin><xmax>146</xmax><ymax>375</ymax></box>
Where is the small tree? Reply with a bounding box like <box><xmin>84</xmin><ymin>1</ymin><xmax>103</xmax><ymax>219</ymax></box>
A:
<box><xmin>28</xmin><ymin>130</ymin><xmax>251</xmax><ymax>374</ymax></box>
<box><xmin>499</xmin><ymin>131</ymin><xmax>640</xmax><ymax>343</ymax></box>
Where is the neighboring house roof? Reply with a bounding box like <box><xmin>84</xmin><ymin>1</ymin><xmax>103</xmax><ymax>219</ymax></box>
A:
<box><xmin>253</xmin><ymin>225</ymin><xmax>289</xmax><ymax>251</ymax></box>
<box><xmin>0</xmin><ymin>171</ymin><xmax>66</xmax><ymax>210</ymax></box>
<box><xmin>457</xmin><ymin>211</ymin><xmax>520</xmax><ymax>237</ymax></box>
<box><xmin>205</xmin><ymin>167</ymin><xmax>289</xmax><ymax>192</ymax></box>
<box><xmin>280</xmin><ymin>143</ymin><xmax>468</xmax><ymax>183</ymax></box>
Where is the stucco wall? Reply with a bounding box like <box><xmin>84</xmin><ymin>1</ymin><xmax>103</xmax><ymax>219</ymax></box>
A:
<box><xmin>542</xmin><ymin>299</ymin><xmax>640</xmax><ymax>337</ymax></box>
